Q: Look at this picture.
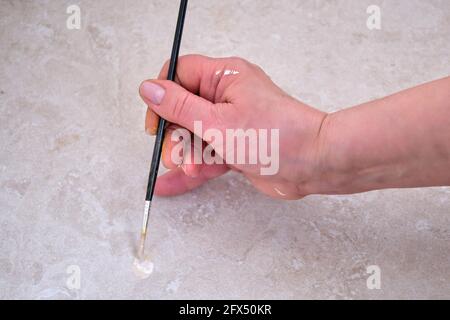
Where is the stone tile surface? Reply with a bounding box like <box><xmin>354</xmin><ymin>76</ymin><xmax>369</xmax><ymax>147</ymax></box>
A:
<box><xmin>0</xmin><ymin>0</ymin><xmax>449</xmax><ymax>299</ymax></box>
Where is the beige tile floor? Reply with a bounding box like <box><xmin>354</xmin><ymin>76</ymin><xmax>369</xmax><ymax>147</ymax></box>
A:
<box><xmin>0</xmin><ymin>0</ymin><xmax>449</xmax><ymax>299</ymax></box>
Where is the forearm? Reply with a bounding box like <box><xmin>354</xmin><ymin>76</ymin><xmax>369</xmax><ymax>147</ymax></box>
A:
<box><xmin>313</xmin><ymin>76</ymin><xmax>450</xmax><ymax>194</ymax></box>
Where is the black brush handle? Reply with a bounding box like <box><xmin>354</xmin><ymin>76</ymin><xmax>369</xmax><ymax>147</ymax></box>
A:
<box><xmin>145</xmin><ymin>0</ymin><xmax>188</xmax><ymax>201</ymax></box>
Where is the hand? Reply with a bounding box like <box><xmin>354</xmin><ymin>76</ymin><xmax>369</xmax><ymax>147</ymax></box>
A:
<box><xmin>139</xmin><ymin>55</ymin><xmax>328</xmax><ymax>199</ymax></box>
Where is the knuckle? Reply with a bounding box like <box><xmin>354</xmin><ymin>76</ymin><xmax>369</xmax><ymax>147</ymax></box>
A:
<box><xmin>228</xmin><ymin>56</ymin><xmax>245</xmax><ymax>64</ymax></box>
<box><xmin>183</xmin><ymin>53</ymin><xmax>204</xmax><ymax>60</ymax></box>
<box><xmin>228</xmin><ymin>56</ymin><xmax>251</xmax><ymax>69</ymax></box>
<box><xmin>209</xmin><ymin>103</ymin><xmax>229</xmax><ymax>130</ymax></box>
<box><xmin>172</xmin><ymin>91</ymin><xmax>191</xmax><ymax>120</ymax></box>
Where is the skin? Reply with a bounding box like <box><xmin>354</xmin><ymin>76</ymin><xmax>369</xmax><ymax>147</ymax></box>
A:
<box><xmin>139</xmin><ymin>54</ymin><xmax>450</xmax><ymax>200</ymax></box>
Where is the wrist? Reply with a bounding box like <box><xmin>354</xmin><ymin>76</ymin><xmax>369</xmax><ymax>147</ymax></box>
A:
<box><xmin>299</xmin><ymin>111</ymin><xmax>341</xmax><ymax>195</ymax></box>
<box><xmin>308</xmin><ymin>111</ymin><xmax>350</xmax><ymax>194</ymax></box>
<box><xmin>308</xmin><ymin>105</ymin><xmax>399</xmax><ymax>195</ymax></box>
<box><xmin>280</xmin><ymin>97</ymin><xmax>332</xmax><ymax>196</ymax></box>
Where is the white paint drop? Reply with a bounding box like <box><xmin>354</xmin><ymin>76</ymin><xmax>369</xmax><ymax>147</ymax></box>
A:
<box><xmin>132</xmin><ymin>257</ymin><xmax>154</xmax><ymax>279</ymax></box>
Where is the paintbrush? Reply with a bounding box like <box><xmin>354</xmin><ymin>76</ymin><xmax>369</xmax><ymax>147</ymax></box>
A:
<box><xmin>138</xmin><ymin>0</ymin><xmax>188</xmax><ymax>260</ymax></box>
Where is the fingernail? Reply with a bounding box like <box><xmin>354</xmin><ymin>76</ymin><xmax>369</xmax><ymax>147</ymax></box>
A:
<box><xmin>141</xmin><ymin>81</ymin><xmax>165</xmax><ymax>105</ymax></box>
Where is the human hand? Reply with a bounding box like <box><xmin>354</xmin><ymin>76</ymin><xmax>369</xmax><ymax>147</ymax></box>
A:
<box><xmin>139</xmin><ymin>55</ymin><xmax>328</xmax><ymax>199</ymax></box>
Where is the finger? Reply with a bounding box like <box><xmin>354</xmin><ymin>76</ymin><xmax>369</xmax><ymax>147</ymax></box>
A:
<box><xmin>154</xmin><ymin>164</ymin><xmax>229</xmax><ymax>197</ymax></box>
<box><xmin>162</xmin><ymin>127</ymin><xmax>207</xmax><ymax>178</ymax></box>
<box><xmin>161</xmin><ymin>125</ymin><xmax>183</xmax><ymax>169</ymax></box>
<box><xmin>144</xmin><ymin>56</ymin><xmax>185</xmax><ymax>135</ymax></box>
<box><xmin>145</xmin><ymin>54</ymin><xmax>183</xmax><ymax>135</ymax></box>
<box><xmin>144</xmin><ymin>55</ymin><xmax>247</xmax><ymax>134</ymax></box>
<box><xmin>180</xmin><ymin>137</ymin><xmax>203</xmax><ymax>178</ymax></box>
<box><xmin>139</xmin><ymin>79</ymin><xmax>226</xmax><ymax>133</ymax></box>
<box><xmin>145</xmin><ymin>107</ymin><xmax>159</xmax><ymax>135</ymax></box>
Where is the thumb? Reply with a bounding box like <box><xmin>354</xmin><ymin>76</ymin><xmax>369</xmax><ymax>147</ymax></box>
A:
<box><xmin>139</xmin><ymin>80</ymin><xmax>218</xmax><ymax>133</ymax></box>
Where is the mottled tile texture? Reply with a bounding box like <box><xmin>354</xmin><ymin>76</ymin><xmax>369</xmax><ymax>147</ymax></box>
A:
<box><xmin>0</xmin><ymin>0</ymin><xmax>449</xmax><ymax>299</ymax></box>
